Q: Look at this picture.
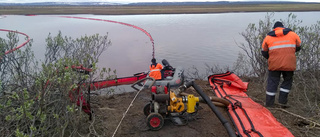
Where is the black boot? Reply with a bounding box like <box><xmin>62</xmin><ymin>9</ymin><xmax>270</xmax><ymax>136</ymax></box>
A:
<box><xmin>279</xmin><ymin>91</ymin><xmax>288</xmax><ymax>104</ymax></box>
<box><xmin>266</xmin><ymin>95</ymin><xmax>275</xmax><ymax>107</ymax></box>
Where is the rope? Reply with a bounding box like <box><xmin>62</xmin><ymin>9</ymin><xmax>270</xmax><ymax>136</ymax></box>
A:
<box><xmin>111</xmin><ymin>81</ymin><xmax>148</xmax><ymax>137</ymax></box>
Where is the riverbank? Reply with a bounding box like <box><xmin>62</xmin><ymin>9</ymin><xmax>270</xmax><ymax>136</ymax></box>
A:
<box><xmin>90</xmin><ymin>79</ymin><xmax>320</xmax><ymax>137</ymax></box>
<box><xmin>1</xmin><ymin>4</ymin><xmax>320</xmax><ymax>15</ymax></box>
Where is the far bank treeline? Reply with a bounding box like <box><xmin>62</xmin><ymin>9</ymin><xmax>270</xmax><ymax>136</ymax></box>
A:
<box><xmin>0</xmin><ymin>13</ymin><xmax>320</xmax><ymax>136</ymax></box>
<box><xmin>1</xmin><ymin>3</ymin><xmax>320</xmax><ymax>15</ymax></box>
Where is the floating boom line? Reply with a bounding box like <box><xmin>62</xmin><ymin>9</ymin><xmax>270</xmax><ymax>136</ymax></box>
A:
<box><xmin>58</xmin><ymin>15</ymin><xmax>155</xmax><ymax>59</ymax></box>
<box><xmin>0</xmin><ymin>28</ymin><xmax>31</xmax><ymax>56</ymax></box>
<box><xmin>2</xmin><ymin>15</ymin><xmax>155</xmax><ymax>59</ymax></box>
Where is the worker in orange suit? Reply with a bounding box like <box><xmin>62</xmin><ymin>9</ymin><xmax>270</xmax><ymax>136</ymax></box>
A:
<box><xmin>262</xmin><ymin>21</ymin><xmax>301</xmax><ymax>107</ymax></box>
<box><xmin>149</xmin><ymin>58</ymin><xmax>163</xmax><ymax>80</ymax></box>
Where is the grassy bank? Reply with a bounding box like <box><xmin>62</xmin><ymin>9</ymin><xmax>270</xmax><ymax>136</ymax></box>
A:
<box><xmin>1</xmin><ymin>4</ymin><xmax>320</xmax><ymax>15</ymax></box>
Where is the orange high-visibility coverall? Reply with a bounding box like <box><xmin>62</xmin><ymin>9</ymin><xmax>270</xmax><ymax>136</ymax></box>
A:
<box><xmin>149</xmin><ymin>63</ymin><xmax>163</xmax><ymax>80</ymax></box>
<box><xmin>262</xmin><ymin>27</ymin><xmax>301</xmax><ymax>71</ymax></box>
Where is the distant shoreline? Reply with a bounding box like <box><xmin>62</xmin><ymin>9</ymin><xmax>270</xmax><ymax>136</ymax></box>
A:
<box><xmin>1</xmin><ymin>4</ymin><xmax>320</xmax><ymax>15</ymax></box>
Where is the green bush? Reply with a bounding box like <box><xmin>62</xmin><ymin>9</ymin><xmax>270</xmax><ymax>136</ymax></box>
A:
<box><xmin>0</xmin><ymin>31</ymin><xmax>113</xmax><ymax>136</ymax></box>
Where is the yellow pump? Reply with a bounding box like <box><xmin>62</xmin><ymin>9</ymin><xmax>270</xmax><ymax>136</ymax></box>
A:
<box><xmin>168</xmin><ymin>92</ymin><xmax>184</xmax><ymax>113</ymax></box>
<box><xmin>167</xmin><ymin>91</ymin><xmax>200</xmax><ymax>113</ymax></box>
<box><xmin>187</xmin><ymin>95</ymin><xmax>199</xmax><ymax>113</ymax></box>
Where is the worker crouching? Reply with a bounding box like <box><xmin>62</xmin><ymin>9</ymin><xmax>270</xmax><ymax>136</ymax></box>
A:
<box><xmin>149</xmin><ymin>58</ymin><xmax>163</xmax><ymax>80</ymax></box>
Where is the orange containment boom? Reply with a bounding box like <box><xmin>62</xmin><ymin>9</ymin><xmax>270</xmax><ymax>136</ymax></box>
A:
<box><xmin>208</xmin><ymin>71</ymin><xmax>294</xmax><ymax>137</ymax></box>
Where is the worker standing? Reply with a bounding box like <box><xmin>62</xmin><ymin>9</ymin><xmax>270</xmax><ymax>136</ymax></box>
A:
<box><xmin>261</xmin><ymin>21</ymin><xmax>301</xmax><ymax>107</ymax></box>
<box><xmin>149</xmin><ymin>58</ymin><xmax>163</xmax><ymax>80</ymax></box>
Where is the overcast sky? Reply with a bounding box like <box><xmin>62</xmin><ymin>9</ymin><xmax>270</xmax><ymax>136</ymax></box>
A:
<box><xmin>0</xmin><ymin>0</ymin><xmax>319</xmax><ymax>3</ymax></box>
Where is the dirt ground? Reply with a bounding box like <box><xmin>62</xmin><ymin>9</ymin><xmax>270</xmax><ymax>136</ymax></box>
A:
<box><xmin>90</xmin><ymin>79</ymin><xmax>320</xmax><ymax>137</ymax></box>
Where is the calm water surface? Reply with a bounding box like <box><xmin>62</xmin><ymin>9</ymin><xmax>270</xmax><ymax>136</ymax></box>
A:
<box><xmin>1</xmin><ymin>12</ymin><xmax>320</xmax><ymax>78</ymax></box>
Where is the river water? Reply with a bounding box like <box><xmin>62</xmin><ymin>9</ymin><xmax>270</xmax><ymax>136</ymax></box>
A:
<box><xmin>1</xmin><ymin>12</ymin><xmax>320</xmax><ymax>78</ymax></box>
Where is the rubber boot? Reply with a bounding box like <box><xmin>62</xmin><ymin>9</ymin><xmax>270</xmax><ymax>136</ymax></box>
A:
<box><xmin>266</xmin><ymin>95</ymin><xmax>275</xmax><ymax>107</ymax></box>
<box><xmin>279</xmin><ymin>91</ymin><xmax>289</xmax><ymax>105</ymax></box>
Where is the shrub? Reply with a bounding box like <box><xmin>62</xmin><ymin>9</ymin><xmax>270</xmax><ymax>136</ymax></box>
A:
<box><xmin>0</xmin><ymin>31</ymin><xmax>113</xmax><ymax>136</ymax></box>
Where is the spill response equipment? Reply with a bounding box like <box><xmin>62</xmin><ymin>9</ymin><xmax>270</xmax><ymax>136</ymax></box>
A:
<box><xmin>208</xmin><ymin>71</ymin><xmax>294</xmax><ymax>137</ymax></box>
